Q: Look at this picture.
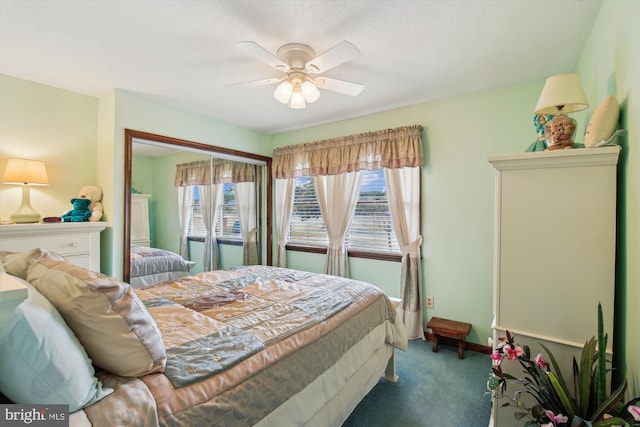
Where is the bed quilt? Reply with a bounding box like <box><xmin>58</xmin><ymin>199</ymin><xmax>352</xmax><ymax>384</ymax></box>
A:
<box><xmin>86</xmin><ymin>266</ymin><xmax>405</xmax><ymax>426</ymax></box>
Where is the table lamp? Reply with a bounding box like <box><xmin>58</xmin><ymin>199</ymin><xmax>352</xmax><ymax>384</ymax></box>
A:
<box><xmin>534</xmin><ymin>73</ymin><xmax>588</xmax><ymax>150</ymax></box>
<box><xmin>2</xmin><ymin>158</ymin><xmax>49</xmax><ymax>223</ymax></box>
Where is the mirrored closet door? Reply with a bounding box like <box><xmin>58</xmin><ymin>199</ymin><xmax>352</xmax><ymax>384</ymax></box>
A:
<box><xmin>123</xmin><ymin>129</ymin><xmax>272</xmax><ymax>284</ymax></box>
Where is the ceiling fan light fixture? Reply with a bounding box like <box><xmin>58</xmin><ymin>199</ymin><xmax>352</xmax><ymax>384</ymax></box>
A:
<box><xmin>301</xmin><ymin>80</ymin><xmax>320</xmax><ymax>103</ymax></box>
<box><xmin>289</xmin><ymin>85</ymin><xmax>306</xmax><ymax>109</ymax></box>
<box><xmin>274</xmin><ymin>80</ymin><xmax>293</xmax><ymax>103</ymax></box>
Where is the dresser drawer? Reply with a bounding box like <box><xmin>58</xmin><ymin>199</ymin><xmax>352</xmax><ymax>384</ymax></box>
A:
<box><xmin>0</xmin><ymin>222</ymin><xmax>107</xmax><ymax>272</ymax></box>
<box><xmin>3</xmin><ymin>233</ymin><xmax>91</xmax><ymax>256</ymax></box>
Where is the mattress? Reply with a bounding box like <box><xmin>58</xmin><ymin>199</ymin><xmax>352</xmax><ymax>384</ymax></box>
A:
<box><xmin>73</xmin><ymin>265</ymin><xmax>407</xmax><ymax>426</ymax></box>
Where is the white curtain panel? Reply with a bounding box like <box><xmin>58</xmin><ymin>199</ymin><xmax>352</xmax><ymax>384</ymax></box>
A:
<box><xmin>275</xmin><ymin>178</ymin><xmax>295</xmax><ymax>267</ymax></box>
<box><xmin>177</xmin><ymin>186</ymin><xmax>193</xmax><ymax>259</ymax></box>
<box><xmin>384</xmin><ymin>167</ymin><xmax>423</xmax><ymax>339</ymax></box>
<box><xmin>315</xmin><ymin>171</ymin><xmax>363</xmax><ymax>278</ymax></box>
<box><xmin>200</xmin><ymin>184</ymin><xmax>223</xmax><ymax>271</ymax></box>
<box><xmin>234</xmin><ymin>181</ymin><xmax>258</xmax><ymax>265</ymax></box>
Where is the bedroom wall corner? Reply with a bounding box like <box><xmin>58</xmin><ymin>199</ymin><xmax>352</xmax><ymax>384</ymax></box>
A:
<box><xmin>97</xmin><ymin>90</ymin><xmax>116</xmax><ymax>276</ymax></box>
<box><xmin>0</xmin><ymin>74</ymin><xmax>98</xmax><ymax>225</ymax></box>
<box><xmin>575</xmin><ymin>0</ymin><xmax>640</xmax><ymax>398</ymax></box>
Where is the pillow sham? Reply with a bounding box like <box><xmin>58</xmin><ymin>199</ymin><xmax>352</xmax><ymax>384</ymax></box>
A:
<box><xmin>0</xmin><ymin>248</ymin><xmax>65</xmax><ymax>279</ymax></box>
<box><xmin>0</xmin><ymin>273</ymin><xmax>113</xmax><ymax>412</ymax></box>
<box><xmin>584</xmin><ymin>95</ymin><xmax>619</xmax><ymax>147</ymax></box>
<box><xmin>27</xmin><ymin>259</ymin><xmax>167</xmax><ymax>377</ymax></box>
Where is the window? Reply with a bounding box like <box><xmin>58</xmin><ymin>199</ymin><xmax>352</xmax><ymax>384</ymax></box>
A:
<box><xmin>288</xmin><ymin>169</ymin><xmax>400</xmax><ymax>255</ymax></box>
<box><xmin>187</xmin><ymin>184</ymin><xmax>241</xmax><ymax>240</ymax></box>
<box><xmin>219</xmin><ymin>183</ymin><xmax>241</xmax><ymax>238</ymax></box>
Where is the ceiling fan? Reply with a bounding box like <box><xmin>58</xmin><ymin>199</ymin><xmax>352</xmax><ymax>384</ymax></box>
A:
<box><xmin>228</xmin><ymin>40</ymin><xmax>365</xmax><ymax>109</ymax></box>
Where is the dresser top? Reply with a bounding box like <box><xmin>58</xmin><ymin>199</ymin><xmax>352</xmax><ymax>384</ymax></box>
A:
<box><xmin>488</xmin><ymin>145</ymin><xmax>620</xmax><ymax>171</ymax></box>
<box><xmin>0</xmin><ymin>221</ymin><xmax>108</xmax><ymax>237</ymax></box>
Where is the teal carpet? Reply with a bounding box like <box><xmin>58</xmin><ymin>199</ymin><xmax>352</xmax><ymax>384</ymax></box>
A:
<box><xmin>342</xmin><ymin>339</ymin><xmax>492</xmax><ymax>427</ymax></box>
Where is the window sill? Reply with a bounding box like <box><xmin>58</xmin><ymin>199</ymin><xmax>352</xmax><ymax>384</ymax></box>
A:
<box><xmin>285</xmin><ymin>244</ymin><xmax>401</xmax><ymax>262</ymax></box>
<box><xmin>187</xmin><ymin>236</ymin><xmax>243</xmax><ymax>246</ymax></box>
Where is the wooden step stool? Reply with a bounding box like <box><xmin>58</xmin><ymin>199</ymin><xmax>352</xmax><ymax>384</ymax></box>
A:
<box><xmin>426</xmin><ymin>317</ymin><xmax>472</xmax><ymax>359</ymax></box>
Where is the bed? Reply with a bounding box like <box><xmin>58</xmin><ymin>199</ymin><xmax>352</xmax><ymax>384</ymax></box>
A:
<box><xmin>130</xmin><ymin>244</ymin><xmax>193</xmax><ymax>287</ymax></box>
<box><xmin>0</xmin><ymin>249</ymin><xmax>407</xmax><ymax>427</ymax></box>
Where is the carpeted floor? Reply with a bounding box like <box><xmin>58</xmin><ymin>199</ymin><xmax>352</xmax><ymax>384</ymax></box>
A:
<box><xmin>342</xmin><ymin>339</ymin><xmax>492</xmax><ymax>427</ymax></box>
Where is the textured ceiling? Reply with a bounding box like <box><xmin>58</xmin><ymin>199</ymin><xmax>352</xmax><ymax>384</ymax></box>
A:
<box><xmin>0</xmin><ymin>0</ymin><xmax>602</xmax><ymax>134</ymax></box>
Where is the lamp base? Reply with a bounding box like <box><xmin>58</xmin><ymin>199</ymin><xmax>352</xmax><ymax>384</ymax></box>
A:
<box><xmin>10</xmin><ymin>186</ymin><xmax>42</xmax><ymax>223</ymax></box>
<box><xmin>10</xmin><ymin>210</ymin><xmax>42</xmax><ymax>223</ymax></box>
<box><xmin>544</xmin><ymin>114</ymin><xmax>576</xmax><ymax>150</ymax></box>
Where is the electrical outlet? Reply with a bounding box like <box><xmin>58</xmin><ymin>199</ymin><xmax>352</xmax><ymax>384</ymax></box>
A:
<box><xmin>426</xmin><ymin>295</ymin><xmax>434</xmax><ymax>309</ymax></box>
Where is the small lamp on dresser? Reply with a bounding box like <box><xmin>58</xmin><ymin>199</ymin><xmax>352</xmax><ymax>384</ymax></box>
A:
<box><xmin>534</xmin><ymin>73</ymin><xmax>589</xmax><ymax>150</ymax></box>
<box><xmin>2</xmin><ymin>158</ymin><xmax>49</xmax><ymax>223</ymax></box>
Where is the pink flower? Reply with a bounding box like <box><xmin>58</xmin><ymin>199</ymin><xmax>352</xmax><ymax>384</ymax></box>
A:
<box><xmin>629</xmin><ymin>405</ymin><xmax>640</xmax><ymax>422</ymax></box>
<box><xmin>490</xmin><ymin>349</ymin><xmax>503</xmax><ymax>364</ymax></box>
<box><xmin>535</xmin><ymin>353</ymin><xmax>549</xmax><ymax>371</ymax></box>
<box><xmin>544</xmin><ymin>410</ymin><xmax>568</xmax><ymax>424</ymax></box>
<box><xmin>503</xmin><ymin>344</ymin><xmax>524</xmax><ymax>360</ymax></box>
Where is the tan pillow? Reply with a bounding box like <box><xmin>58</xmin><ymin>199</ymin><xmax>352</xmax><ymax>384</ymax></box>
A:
<box><xmin>27</xmin><ymin>259</ymin><xmax>166</xmax><ymax>377</ymax></box>
<box><xmin>584</xmin><ymin>95</ymin><xmax>619</xmax><ymax>148</ymax></box>
<box><xmin>1</xmin><ymin>248</ymin><xmax>65</xmax><ymax>279</ymax></box>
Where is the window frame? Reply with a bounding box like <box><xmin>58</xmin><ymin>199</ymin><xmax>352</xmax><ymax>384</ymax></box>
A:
<box><xmin>186</xmin><ymin>183</ymin><xmax>243</xmax><ymax>245</ymax></box>
<box><xmin>285</xmin><ymin>169</ymin><xmax>421</xmax><ymax>262</ymax></box>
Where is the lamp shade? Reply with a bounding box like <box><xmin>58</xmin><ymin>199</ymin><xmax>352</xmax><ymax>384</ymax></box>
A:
<box><xmin>3</xmin><ymin>159</ymin><xmax>49</xmax><ymax>185</ymax></box>
<box><xmin>534</xmin><ymin>73</ymin><xmax>588</xmax><ymax>115</ymax></box>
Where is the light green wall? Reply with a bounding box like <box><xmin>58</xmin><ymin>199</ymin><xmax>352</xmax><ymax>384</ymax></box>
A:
<box><xmin>272</xmin><ymin>80</ymin><xmax>543</xmax><ymax>346</ymax></box>
<box><xmin>575</xmin><ymin>0</ymin><xmax>639</xmax><ymax>398</ymax></box>
<box><xmin>131</xmin><ymin>154</ymin><xmax>153</xmax><ymax>195</ymax></box>
<box><xmin>0</xmin><ymin>74</ymin><xmax>98</xmax><ymax>221</ymax></box>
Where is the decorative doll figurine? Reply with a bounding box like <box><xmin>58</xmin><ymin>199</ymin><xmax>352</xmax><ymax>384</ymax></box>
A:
<box><xmin>525</xmin><ymin>113</ymin><xmax>555</xmax><ymax>152</ymax></box>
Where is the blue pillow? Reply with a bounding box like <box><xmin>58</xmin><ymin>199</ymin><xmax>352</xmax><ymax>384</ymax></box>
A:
<box><xmin>0</xmin><ymin>273</ymin><xmax>113</xmax><ymax>412</ymax></box>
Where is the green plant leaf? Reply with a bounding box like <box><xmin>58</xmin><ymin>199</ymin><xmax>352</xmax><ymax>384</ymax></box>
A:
<box><xmin>590</xmin><ymin>380</ymin><xmax>627</xmax><ymax>422</ymax></box>
<box><xmin>593</xmin><ymin>416</ymin><xmax>630</xmax><ymax>427</ymax></box>
<box><xmin>549</xmin><ymin>371</ymin><xmax>577</xmax><ymax>419</ymax></box>
<box><xmin>595</xmin><ymin>303</ymin><xmax>608</xmax><ymax>408</ymax></box>
<box><xmin>541</xmin><ymin>342</ymin><xmax>571</xmax><ymax>395</ymax></box>
<box><xmin>577</xmin><ymin>337</ymin><xmax>596</xmax><ymax>416</ymax></box>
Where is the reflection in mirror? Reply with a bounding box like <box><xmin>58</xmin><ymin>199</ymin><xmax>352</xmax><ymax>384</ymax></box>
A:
<box><xmin>124</xmin><ymin>129</ymin><xmax>272</xmax><ymax>285</ymax></box>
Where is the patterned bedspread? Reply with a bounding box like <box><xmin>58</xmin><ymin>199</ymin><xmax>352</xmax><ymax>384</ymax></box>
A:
<box><xmin>83</xmin><ymin>266</ymin><xmax>406</xmax><ymax>427</ymax></box>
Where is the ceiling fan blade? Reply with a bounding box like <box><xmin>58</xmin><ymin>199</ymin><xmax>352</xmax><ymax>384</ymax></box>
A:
<box><xmin>226</xmin><ymin>77</ymin><xmax>284</xmax><ymax>88</ymax></box>
<box><xmin>314</xmin><ymin>77</ymin><xmax>365</xmax><ymax>96</ymax></box>
<box><xmin>305</xmin><ymin>40</ymin><xmax>360</xmax><ymax>74</ymax></box>
<box><xmin>235</xmin><ymin>41</ymin><xmax>289</xmax><ymax>72</ymax></box>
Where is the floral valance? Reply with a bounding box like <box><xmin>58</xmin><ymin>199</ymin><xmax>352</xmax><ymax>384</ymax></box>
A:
<box><xmin>272</xmin><ymin>125</ymin><xmax>424</xmax><ymax>179</ymax></box>
<box><xmin>174</xmin><ymin>159</ymin><xmax>255</xmax><ymax>187</ymax></box>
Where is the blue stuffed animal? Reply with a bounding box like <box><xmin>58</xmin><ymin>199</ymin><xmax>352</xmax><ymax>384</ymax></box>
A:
<box><xmin>62</xmin><ymin>198</ymin><xmax>92</xmax><ymax>222</ymax></box>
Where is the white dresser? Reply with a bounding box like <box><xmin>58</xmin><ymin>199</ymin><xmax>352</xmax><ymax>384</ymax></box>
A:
<box><xmin>0</xmin><ymin>222</ymin><xmax>107</xmax><ymax>272</ymax></box>
<box><xmin>131</xmin><ymin>193</ymin><xmax>151</xmax><ymax>247</ymax></box>
<box><xmin>488</xmin><ymin>146</ymin><xmax>619</xmax><ymax>426</ymax></box>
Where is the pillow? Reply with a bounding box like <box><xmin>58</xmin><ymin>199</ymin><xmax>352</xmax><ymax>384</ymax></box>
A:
<box><xmin>0</xmin><ymin>273</ymin><xmax>113</xmax><ymax>412</ymax></box>
<box><xmin>584</xmin><ymin>95</ymin><xmax>620</xmax><ymax>148</ymax></box>
<box><xmin>1</xmin><ymin>248</ymin><xmax>66</xmax><ymax>280</ymax></box>
<box><xmin>27</xmin><ymin>258</ymin><xmax>166</xmax><ymax>377</ymax></box>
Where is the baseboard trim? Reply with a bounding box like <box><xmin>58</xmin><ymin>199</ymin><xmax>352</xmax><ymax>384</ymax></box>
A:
<box><xmin>423</xmin><ymin>331</ymin><xmax>492</xmax><ymax>355</ymax></box>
